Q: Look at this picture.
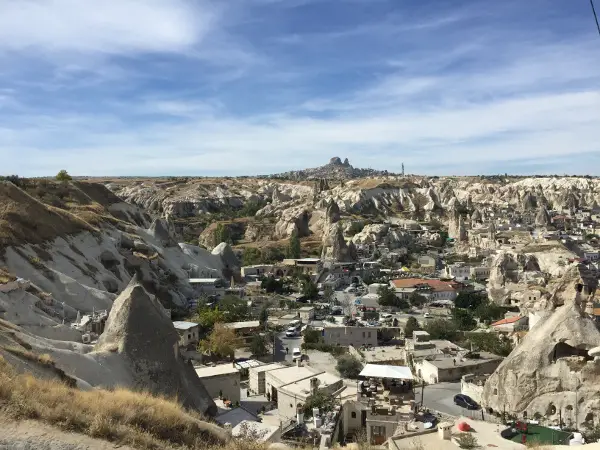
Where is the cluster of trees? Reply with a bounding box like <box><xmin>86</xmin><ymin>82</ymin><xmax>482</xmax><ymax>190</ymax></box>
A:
<box><xmin>261</xmin><ymin>277</ymin><xmax>287</xmax><ymax>294</ymax></box>
<box><xmin>454</xmin><ymin>292</ymin><xmax>506</xmax><ymax>323</ymax></box>
<box><xmin>377</xmin><ymin>285</ymin><xmax>409</xmax><ymax>309</ymax></box>
<box><xmin>193</xmin><ymin>295</ymin><xmax>250</xmax><ymax>328</ymax></box>
<box><xmin>213</xmin><ymin>223</ymin><xmax>233</xmax><ymax>245</ymax></box>
<box><xmin>242</xmin><ymin>246</ymin><xmax>286</xmax><ymax>265</ymax></box>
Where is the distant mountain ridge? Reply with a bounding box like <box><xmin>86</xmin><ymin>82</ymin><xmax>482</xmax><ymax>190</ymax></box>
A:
<box><xmin>269</xmin><ymin>156</ymin><xmax>395</xmax><ymax>180</ymax></box>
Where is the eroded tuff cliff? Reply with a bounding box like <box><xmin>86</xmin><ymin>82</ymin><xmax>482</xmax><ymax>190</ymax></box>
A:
<box><xmin>0</xmin><ymin>179</ymin><xmax>234</xmax><ymax>414</ymax></box>
<box><xmin>95</xmin><ymin>279</ymin><xmax>216</xmax><ymax>415</ymax></box>
<box><xmin>111</xmin><ymin>174</ymin><xmax>600</xmax><ymax>243</ymax></box>
<box><xmin>482</xmin><ymin>266</ymin><xmax>600</xmax><ymax>427</ymax></box>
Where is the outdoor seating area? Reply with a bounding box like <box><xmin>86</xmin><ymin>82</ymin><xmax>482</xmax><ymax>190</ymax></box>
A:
<box><xmin>501</xmin><ymin>421</ymin><xmax>573</xmax><ymax>446</ymax></box>
<box><xmin>357</xmin><ymin>365</ymin><xmax>414</xmax><ymax>404</ymax></box>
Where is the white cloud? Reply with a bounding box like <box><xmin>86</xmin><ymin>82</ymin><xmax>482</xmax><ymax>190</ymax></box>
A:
<box><xmin>0</xmin><ymin>0</ymin><xmax>214</xmax><ymax>55</ymax></box>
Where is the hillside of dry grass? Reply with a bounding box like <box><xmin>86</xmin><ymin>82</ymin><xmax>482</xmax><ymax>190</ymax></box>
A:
<box><xmin>0</xmin><ymin>354</ymin><xmax>233</xmax><ymax>450</ymax></box>
<box><xmin>0</xmin><ymin>182</ymin><xmax>97</xmax><ymax>250</ymax></box>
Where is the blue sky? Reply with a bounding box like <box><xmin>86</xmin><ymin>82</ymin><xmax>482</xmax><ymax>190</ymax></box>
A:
<box><xmin>0</xmin><ymin>0</ymin><xmax>599</xmax><ymax>176</ymax></box>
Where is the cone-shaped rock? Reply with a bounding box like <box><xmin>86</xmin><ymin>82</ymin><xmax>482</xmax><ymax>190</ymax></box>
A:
<box><xmin>95</xmin><ymin>277</ymin><xmax>217</xmax><ymax>416</ymax></box>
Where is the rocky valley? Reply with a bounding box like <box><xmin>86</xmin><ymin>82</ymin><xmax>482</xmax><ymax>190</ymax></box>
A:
<box><xmin>2</xmin><ymin>163</ymin><xmax>600</xmax><ymax>448</ymax></box>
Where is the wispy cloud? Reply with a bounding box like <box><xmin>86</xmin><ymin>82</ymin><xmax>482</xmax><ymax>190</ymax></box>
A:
<box><xmin>0</xmin><ymin>0</ymin><xmax>599</xmax><ymax>176</ymax></box>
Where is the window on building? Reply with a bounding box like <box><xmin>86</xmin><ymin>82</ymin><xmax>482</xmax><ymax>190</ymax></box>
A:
<box><xmin>188</xmin><ymin>334</ymin><xmax>191</xmax><ymax>339</ymax></box>
<box><xmin>351</xmin><ymin>412</ymin><xmax>357</xmax><ymax>418</ymax></box>
<box><xmin>368</xmin><ymin>332</ymin><xmax>371</xmax><ymax>338</ymax></box>
<box><xmin>371</xmin><ymin>426</ymin><xmax>386</xmax><ymax>437</ymax></box>
<box><xmin>362</xmin><ymin>332</ymin><xmax>365</xmax><ymax>338</ymax></box>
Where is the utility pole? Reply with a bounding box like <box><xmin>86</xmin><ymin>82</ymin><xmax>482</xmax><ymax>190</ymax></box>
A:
<box><xmin>421</xmin><ymin>380</ymin><xmax>425</xmax><ymax>408</ymax></box>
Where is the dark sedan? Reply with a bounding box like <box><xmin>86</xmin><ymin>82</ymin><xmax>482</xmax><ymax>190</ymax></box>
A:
<box><xmin>453</xmin><ymin>394</ymin><xmax>480</xmax><ymax>410</ymax></box>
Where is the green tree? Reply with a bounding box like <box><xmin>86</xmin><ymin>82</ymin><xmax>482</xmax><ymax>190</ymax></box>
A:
<box><xmin>219</xmin><ymin>295</ymin><xmax>250</xmax><ymax>322</ymax></box>
<box><xmin>404</xmin><ymin>316</ymin><xmax>421</xmax><ymax>338</ymax></box>
<box><xmin>424</xmin><ymin>318</ymin><xmax>459</xmax><ymax>341</ymax></box>
<box><xmin>55</xmin><ymin>169</ymin><xmax>72</xmax><ymax>182</ymax></box>
<box><xmin>452</xmin><ymin>308</ymin><xmax>477</xmax><ymax>331</ymax></box>
<box><xmin>286</xmin><ymin>230</ymin><xmax>301</xmax><ymax>259</ymax></box>
<box><xmin>302</xmin><ymin>280</ymin><xmax>319</xmax><ymax>300</ymax></box>
<box><xmin>473</xmin><ymin>301</ymin><xmax>505</xmax><ymax>323</ymax></box>
<box><xmin>242</xmin><ymin>247</ymin><xmax>262</xmax><ymax>266</ymax></box>
<box><xmin>464</xmin><ymin>332</ymin><xmax>513</xmax><ymax>356</ymax></box>
<box><xmin>194</xmin><ymin>307</ymin><xmax>225</xmax><ymax>329</ymax></box>
<box><xmin>377</xmin><ymin>285</ymin><xmax>409</xmax><ymax>309</ymax></box>
<box><xmin>323</xmin><ymin>285</ymin><xmax>335</xmax><ymax>304</ymax></box>
<box><xmin>303</xmin><ymin>389</ymin><xmax>336</xmax><ymax>417</ymax></box>
<box><xmin>454</xmin><ymin>291</ymin><xmax>486</xmax><ymax>310</ymax></box>
<box><xmin>249</xmin><ymin>334</ymin><xmax>269</xmax><ymax>356</ymax></box>
<box><xmin>409</xmin><ymin>292</ymin><xmax>428</xmax><ymax>308</ymax></box>
<box><xmin>259</xmin><ymin>305</ymin><xmax>269</xmax><ymax>327</ymax></box>
<box><xmin>336</xmin><ymin>354</ymin><xmax>364</xmax><ymax>379</ymax></box>
<box><xmin>304</xmin><ymin>328</ymin><xmax>322</xmax><ymax>344</ymax></box>
<box><xmin>213</xmin><ymin>223</ymin><xmax>232</xmax><ymax>245</ymax></box>
<box><xmin>262</xmin><ymin>277</ymin><xmax>285</xmax><ymax>294</ymax></box>
<box><xmin>199</xmin><ymin>322</ymin><xmax>238</xmax><ymax>359</ymax></box>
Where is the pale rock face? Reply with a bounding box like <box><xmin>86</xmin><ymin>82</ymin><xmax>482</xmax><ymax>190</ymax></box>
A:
<box><xmin>95</xmin><ymin>279</ymin><xmax>217</xmax><ymax>415</ymax></box>
<box><xmin>321</xmin><ymin>223</ymin><xmax>356</xmax><ymax>262</ymax></box>
<box><xmin>535</xmin><ymin>206</ymin><xmax>551</xmax><ymax>227</ymax></box>
<box><xmin>351</xmin><ymin>224</ymin><xmax>412</xmax><ymax>249</ymax></box>
<box><xmin>273</xmin><ymin>207</ymin><xmax>311</xmax><ymax>239</ymax></box>
<box><xmin>482</xmin><ymin>267</ymin><xmax>600</xmax><ymax>426</ymax></box>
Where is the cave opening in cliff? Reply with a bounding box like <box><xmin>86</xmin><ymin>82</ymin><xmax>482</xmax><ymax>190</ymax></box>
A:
<box><xmin>550</xmin><ymin>342</ymin><xmax>593</xmax><ymax>363</ymax></box>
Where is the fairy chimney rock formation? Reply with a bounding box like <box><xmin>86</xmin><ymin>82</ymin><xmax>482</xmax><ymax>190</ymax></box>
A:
<box><xmin>95</xmin><ymin>278</ymin><xmax>217</xmax><ymax>416</ymax></box>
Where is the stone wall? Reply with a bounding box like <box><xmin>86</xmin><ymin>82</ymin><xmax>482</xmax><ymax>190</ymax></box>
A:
<box><xmin>461</xmin><ymin>374</ymin><xmax>485</xmax><ymax>404</ymax></box>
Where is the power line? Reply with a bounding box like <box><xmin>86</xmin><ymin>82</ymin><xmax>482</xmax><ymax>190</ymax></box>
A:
<box><xmin>591</xmin><ymin>0</ymin><xmax>600</xmax><ymax>36</ymax></box>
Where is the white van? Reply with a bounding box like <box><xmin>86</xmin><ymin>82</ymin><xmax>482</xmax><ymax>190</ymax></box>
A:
<box><xmin>292</xmin><ymin>348</ymin><xmax>302</xmax><ymax>361</ymax></box>
<box><xmin>381</xmin><ymin>313</ymin><xmax>393</xmax><ymax>322</ymax></box>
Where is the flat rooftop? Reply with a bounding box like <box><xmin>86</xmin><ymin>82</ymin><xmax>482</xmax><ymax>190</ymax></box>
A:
<box><xmin>280</xmin><ymin>372</ymin><xmax>343</xmax><ymax>398</ymax></box>
<box><xmin>195</xmin><ymin>364</ymin><xmax>240</xmax><ymax>378</ymax></box>
<box><xmin>266</xmin><ymin>366</ymin><xmax>321</xmax><ymax>388</ymax></box>
<box><xmin>224</xmin><ymin>320</ymin><xmax>260</xmax><ymax>329</ymax></box>
<box><xmin>427</xmin><ymin>352</ymin><xmax>502</xmax><ymax>369</ymax></box>
<box><xmin>172</xmin><ymin>321</ymin><xmax>198</xmax><ymax>330</ymax></box>
<box><xmin>248</xmin><ymin>363</ymin><xmax>284</xmax><ymax>374</ymax></box>
<box><xmin>363</xmin><ymin>346</ymin><xmax>405</xmax><ymax>364</ymax></box>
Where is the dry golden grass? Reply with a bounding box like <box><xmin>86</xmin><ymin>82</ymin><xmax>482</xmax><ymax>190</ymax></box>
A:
<box><xmin>0</xmin><ymin>355</ymin><xmax>231</xmax><ymax>450</ymax></box>
<box><xmin>0</xmin><ymin>182</ymin><xmax>96</xmax><ymax>249</ymax></box>
<box><xmin>0</xmin><ymin>267</ymin><xmax>16</xmax><ymax>284</ymax></box>
<box><xmin>1</xmin><ymin>346</ymin><xmax>54</xmax><ymax>367</ymax></box>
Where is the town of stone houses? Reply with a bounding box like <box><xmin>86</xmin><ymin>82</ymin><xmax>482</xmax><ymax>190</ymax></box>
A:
<box><xmin>4</xmin><ymin>167</ymin><xmax>600</xmax><ymax>449</ymax></box>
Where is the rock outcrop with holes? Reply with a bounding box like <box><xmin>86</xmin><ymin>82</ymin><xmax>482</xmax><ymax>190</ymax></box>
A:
<box><xmin>95</xmin><ymin>279</ymin><xmax>217</xmax><ymax>415</ymax></box>
<box><xmin>321</xmin><ymin>223</ymin><xmax>356</xmax><ymax>262</ymax></box>
<box><xmin>482</xmin><ymin>270</ymin><xmax>600</xmax><ymax>427</ymax></box>
<box><xmin>486</xmin><ymin>247</ymin><xmax>576</xmax><ymax>307</ymax></box>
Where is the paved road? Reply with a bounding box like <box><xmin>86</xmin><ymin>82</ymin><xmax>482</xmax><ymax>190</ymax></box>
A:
<box><xmin>415</xmin><ymin>382</ymin><xmax>483</xmax><ymax>419</ymax></box>
<box><xmin>274</xmin><ymin>331</ymin><xmax>303</xmax><ymax>363</ymax></box>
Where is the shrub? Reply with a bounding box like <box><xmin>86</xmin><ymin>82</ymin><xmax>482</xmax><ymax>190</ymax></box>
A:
<box><xmin>336</xmin><ymin>354</ymin><xmax>363</xmax><ymax>379</ymax></box>
<box><xmin>454</xmin><ymin>432</ymin><xmax>479</xmax><ymax>449</ymax></box>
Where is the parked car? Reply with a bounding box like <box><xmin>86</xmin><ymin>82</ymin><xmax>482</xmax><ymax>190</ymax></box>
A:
<box><xmin>424</xmin><ymin>312</ymin><xmax>432</xmax><ymax>319</ymax></box>
<box><xmin>453</xmin><ymin>394</ymin><xmax>479</xmax><ymax>410</ymax></box>
<box><xmin>285</xmin><ymin>327</ymin><xmax>298</xmax><ymax>338</ymax></box>
<box><xmin>292</xmin><ymin>348</ymin><xmax>302</xmax><ymax>361</ymax></box>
